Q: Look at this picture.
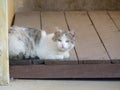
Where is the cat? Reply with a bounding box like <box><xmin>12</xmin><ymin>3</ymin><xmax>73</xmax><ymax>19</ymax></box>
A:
<box><xmin>9</xmin><ymin>26</ymin><xmax>75</xmax><ymax>60</ymax></box>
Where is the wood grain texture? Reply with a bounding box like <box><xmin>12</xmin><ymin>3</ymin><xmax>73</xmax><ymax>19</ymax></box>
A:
<box><xmin>88</xmin><ymin>11</ymin><xmax>120</xmax><ymax>60</ymax></box>
<box><xmin>14</xmin><ymin>12</ymin><xmax>41</xmax><ymax>29</ymax></box>
<box><xmin>10</xmin><ymin>64</ymin><xmax>120</xmax><ymax>78</ymax></box>
<box><xmin>108</xmin><ymin>11</ymin><xmax>120</xmax><ymax>31</ymax></box>
<box><xmin>65</xmin><ymin>11</ymin><xmax>109</xmax><ymax>61</ymax></box>
<box><xmin>0</xmin><ymin>0</ymin><xmax>9</xmax><ymax>84</ymax></box>
<box><xmin>41</xmin><ymin>12</ymin><xmax>78</xmax><ymax>62</ymax></box>
<box><xmin>41</xmin><ymin>12</ymin><xmax>68</xmax><ymax>33</ymax></box>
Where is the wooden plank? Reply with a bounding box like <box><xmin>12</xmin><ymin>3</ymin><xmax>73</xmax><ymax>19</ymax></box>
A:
<box><xmin>41</xmin><ymin>12</ymin><xmax>68</xmax><ymax>33</ymax></box>
<box><xmin>65</xmin><ymin>11</ymin><xmax>109</xmax><ymax>62</ymax></box>
<box><xmin>10</xmin><ymin>64</ymin><xmax>120</xmax><ymax>78</ymax></box>
<box><xmin>0</xmin><ymin>0</ymin><xmax>9</xmax><ymax>84</ymax></box>
<box><xmin>14</xmin><ymin>12</ymin><xmax>41</xmax><ymax>29</ymax></box>
<box><xmin>8</xmin><ymin>0</ymin><xmax>14</xmax><ymax>27</ymax></box>
<box><xmin>41</xmin><ymin>12</ymin><xmax>78</xmax><ymax>63</ymax></box>
<box><xmin>88</xmin><ymin>11</ymin><xmax>120</xmax><ymax>60</ymax></box>
<box><xmin>108</xmin><ymin>11</ymin><xmax>120</xmax><ymax>31</ymax></box>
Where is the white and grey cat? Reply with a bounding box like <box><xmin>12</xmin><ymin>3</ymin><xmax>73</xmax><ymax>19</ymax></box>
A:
<box><xmin>9</xmin><ymin>26</ymin><xmax>75</xmax><ymax>60</ymax></box>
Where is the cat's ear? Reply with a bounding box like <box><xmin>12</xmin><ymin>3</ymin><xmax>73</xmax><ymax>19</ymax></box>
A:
<box><xmin>69</xmin><ymin>31</ymin><xmax>75</xmax><ymax>37</ymax></box>
<box><xmin>55</xmin><ymin>27</ymin><xmax>62</xmax><ymax>33</ymax></box>
<box><xmin>53</xmin><ymin>27</ymin><xmax>61</xmax><ymax>41</ymax></box>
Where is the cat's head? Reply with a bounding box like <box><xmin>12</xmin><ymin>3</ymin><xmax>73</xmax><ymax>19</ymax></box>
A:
<box><xmin>52</xmin><ymin>29</ymin><xmax>75</xmax><ymax>52</ymax></box>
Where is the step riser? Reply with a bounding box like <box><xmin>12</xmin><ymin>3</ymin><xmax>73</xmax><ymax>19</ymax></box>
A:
<box><xmin>15</xmin><ymin>0</ymin><xmax>120</xmax><ymax>12</ymax></box>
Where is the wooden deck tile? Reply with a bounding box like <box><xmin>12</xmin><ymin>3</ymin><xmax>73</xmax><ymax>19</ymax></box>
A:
<box><xmin>14</xmin><ymin>12</ymin><xmax>41</xmax><ymax>29</ymax></box>
<box><xmin>108</xmin><ymin>11</ymin><xmax>120</xmax><ymax>31</ymax></box>
<box><xmin>88</xmin><ymin>11</ymin><xmax>120</xmax><ymax>60</ymax></box>
<box><xmin>65</xmin><ymin>11</ymin><xmax>109</xmax><ymax>62</ymax></box>
<box><xmin>41</xmin><ymin>12</ymin><xmax>68</xmax><ymax>33</ymax></box>
<box><xmin>41</xmin><ymin>12</ymin><xmax>78</xmax><ymax>63</ymax></box>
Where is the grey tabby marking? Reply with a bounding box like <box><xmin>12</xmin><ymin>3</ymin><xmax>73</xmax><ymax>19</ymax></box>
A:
<box><xmin>23</xmin><ymin>27</ymin><xmax>41</xmax><ymax>45</ymax></box>
<box><xmin>9</xmin><ymin>26</ymin><xmax>42</xmax><ymax>60</ymax></box>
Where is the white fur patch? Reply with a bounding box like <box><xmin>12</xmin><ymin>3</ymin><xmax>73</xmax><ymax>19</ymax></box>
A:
<box><xmin>36</xmin><ymin>33</ymin><xmax>74</xmax><ymax>60</ymax></box>
<box><xmin>9</xmin><ymin>33</ymin><xmax>26</xmax><ymax>57</ymax></box>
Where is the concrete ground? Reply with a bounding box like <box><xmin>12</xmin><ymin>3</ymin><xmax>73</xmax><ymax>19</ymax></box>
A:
<box><xmin>0</xmin><ymin>79</ymin><xmax>120</xmax><ymax>90</ymax></box>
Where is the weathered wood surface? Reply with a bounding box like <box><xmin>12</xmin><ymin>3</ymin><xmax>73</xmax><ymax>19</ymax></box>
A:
<box><xmin>14</xmin><ymin>12</ymin><xmax>41</xmax><ymax>29</ymax></box>
<box><xmin>88</xmin><ymin>11</ymin><xmax>120</xmax><ymax>60</ymax></box>
<box><xmin>108</xmin><ymin>11</ymin><xmax>120</xmax><ymax>31</ymax></box>
<box><xmin>65</xmin><ymin>11</ymin><xmax>109</xmax><ymax>62</ymax></box>
<box><xmin>41</xmin><ymin>12</ymin><xmax>68</xmax><ymax>32</ymax></box>
<box><xmin>10</xmin><ymin>64</ymin><xmax>120</xmax><ymax>78</ymax></box>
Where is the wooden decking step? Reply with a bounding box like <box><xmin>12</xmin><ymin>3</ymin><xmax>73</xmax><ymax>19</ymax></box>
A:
<box><xmin>10</xmin><ymin>11</ymin><xmax>120</xmax><ymax>78</ymax></box>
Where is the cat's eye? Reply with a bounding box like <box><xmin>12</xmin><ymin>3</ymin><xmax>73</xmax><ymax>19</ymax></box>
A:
<box><xmin>58</xmin><ymin>39</ymin><xmax>62</xmax><ymax>42</ymax></box>
<box><xmin>66</xmin><ymin>40</ymin><xmax>70</xmax><ymax>43</ymax></box>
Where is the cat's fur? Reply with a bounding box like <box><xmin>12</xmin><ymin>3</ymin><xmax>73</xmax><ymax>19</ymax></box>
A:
<box><xmin>9</xmin><ymin>26</ymin><xmax>75</xmax><ymax>60</ymax></box>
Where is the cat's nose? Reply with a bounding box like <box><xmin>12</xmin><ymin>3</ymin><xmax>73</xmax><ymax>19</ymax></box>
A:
<box><xmin>62</xmin><ymin>44</ymin><xmax>64</xmax><ymax>48</ymax></box>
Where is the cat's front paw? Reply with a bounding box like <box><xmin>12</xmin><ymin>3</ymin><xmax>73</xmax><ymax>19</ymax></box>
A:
<box><xmin>56</xmin><ymin>55</ymin><xmax>64</xmax><ymax>60</ymax></box>
<box><xmin>64</xmin><ymin>52</ymin><xmax>70</xmax><ymax>58</ymax></box>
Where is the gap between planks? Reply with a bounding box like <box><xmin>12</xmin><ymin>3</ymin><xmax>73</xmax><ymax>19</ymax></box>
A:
<box><xmin>63</xmin><ymin>12</ymin><xmax>80</xmax><ymax>64</ymax></box>
<box><xmin>65</xmin><ymin>11</ymin><xmax>110</xmax><ymax>64</ymax></box>
<box><xmin>87</xmin><ymin>11</ymin><xmax>111</xmax><ymax>61</ymax></box>
<box><xmin>107</xmin><ymin>11</ymin><xmax>120</xmax><ymax>31</ymax></box>
<box><xmin>88</xmin><ymin>11</ymin><xmax>120</xmax><ymax>62</ymax></box>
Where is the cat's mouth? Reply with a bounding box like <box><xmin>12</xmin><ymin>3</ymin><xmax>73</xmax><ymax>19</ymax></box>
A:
<box><xmin>58</xmin><ymin>47</ymin><xmax>68</xmax><ymax>52</ymax></box>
